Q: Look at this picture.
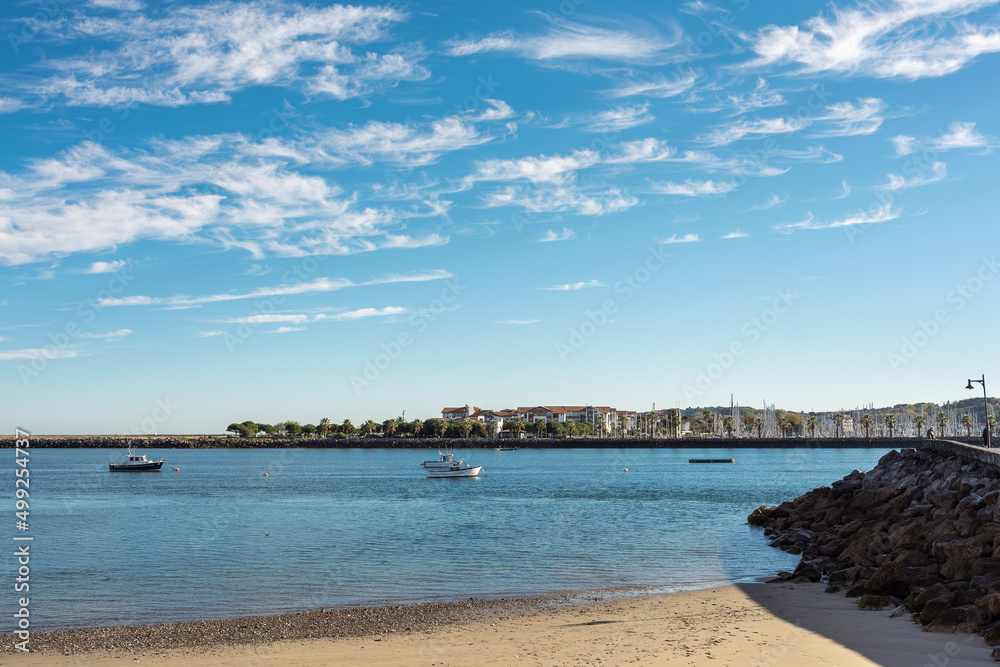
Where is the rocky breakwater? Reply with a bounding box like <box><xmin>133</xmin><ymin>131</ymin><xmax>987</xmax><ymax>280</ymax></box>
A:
<box><xmin>749</xmin><ymin>447</ymin><xmax>1000</xmax><ymax>646</ymax></box>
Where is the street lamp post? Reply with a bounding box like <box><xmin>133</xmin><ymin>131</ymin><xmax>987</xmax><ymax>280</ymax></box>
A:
<box><xmin>966</xmin><ymin>374</ymin><xmax>990</xmax><ymax>448</ymax></box>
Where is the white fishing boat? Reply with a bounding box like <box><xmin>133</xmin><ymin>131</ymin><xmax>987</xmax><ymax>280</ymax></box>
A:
<box><xmin>109</xmin><ymin>446</ymin><xmax>165</xmax><ymax>471</ymax></box>
<box><xmin>426</xmin><ymin>461</ymin><xmax>483</xmax><ymax>478</ymax></box>
<box><xmin>421</xmin><ymin>451</ymin><xmax>460</xmax><ymax>469</ymax></box>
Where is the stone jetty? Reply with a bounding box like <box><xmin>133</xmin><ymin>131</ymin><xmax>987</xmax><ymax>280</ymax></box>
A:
<box><xmin>749</xmin><ymin>445</ymin><xmax>1000</xmax><ymax>646</ymax></box>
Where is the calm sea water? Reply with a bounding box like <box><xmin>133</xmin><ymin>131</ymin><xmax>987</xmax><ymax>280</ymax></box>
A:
<box><xmin>1</xmin><ymin>447</ymin><xmax>885</xmax><ymax>632</ymax></box>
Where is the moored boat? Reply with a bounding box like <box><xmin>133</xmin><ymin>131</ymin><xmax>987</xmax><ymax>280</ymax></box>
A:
<box><xmin>426</xmin><ymin>462</ymin><xmax>483</xmax><ymax>478</ymax></box>
<box><xmin>421</xmin><ymin>451</ymin><xmax>459</xmax><ymax>469</ymax></box>
<box><xmin>109</xmin><ymin>446</ymin><xmax>165</xmax><ymax>471</ymax></box>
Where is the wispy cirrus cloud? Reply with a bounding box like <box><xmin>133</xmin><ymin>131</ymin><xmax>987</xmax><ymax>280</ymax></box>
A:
<box><xmin>539</xmin><ymin>280</ymin><xmax>605</xmax><ymax>291</ymax></box>
<box><xmin>888</xmin><ymin>121</ymin><xmax>994</xmax><ymax>157</ymax></box>
<box><xmin>931</xmin><ymin>121</ymin><xmax>994</xmax><ymax>150</ymax></box>
<box><xmin>750</xmin><ymin>193</ymin><xmax>788</xmax><ymax>210</ymax></box>
<box><xmin>0</xmin><ymin>105</ymin><xmax>500</xmax><ymax>265</ymax></box>
<box><xmin>811</xmin><ymin>98</ymin><xmax>887</xmax><ymax>137</ymax></box>
<box><xmin>701</xmin><ymin>117</ymin><xmax>807</xmax><ymax>145</ymax></box>
<box><xmin>650</xmin><ymin>179</ymin><xmax>736</xmax><ymax>196</ymax></box>
<box><xmin>446</xmin><ymin>18</ymin><xmax>683</xmax><ymax>62</ymax></box>
<box><xmin>878</xmin><ymin>160</ymin><xmax>948</xmax><ymax>190</ymax></box>
<box><xmin>890</xmin><ymin>134</ymin><xmax>920</xmax><ymax>156</ymax></box>
<box><xmin>660</xmin><ymin>233</ymin><xmax>700</xmax><ymax>244</ymax></box>
<box><xmin>78</xmin><ymin>328</ymin><xmax>132</xmax><ymax>340</ymax></box>
<box><xmin>97</xmin><ymin>270</ymin><xmax>452</xmax><ymax>307</ymax></box>
<box><xmin>607</xmin><ymin>70</ymin><xmax>700</xmax><ymax>98</ymax></box>
<box><xmin>721</xmin><ymin>230</ymin><xmax>749</xmax><ymax>239</ymax></box>
<box><xmin>0</xmin><ymin>347</ymin><xmax>81</xmax><ymax>361</ymax></box>
<box><xmin>775</xmin><ymin>202</ymin><xmax>899</xmax><ymax>232</ymax></box>
<box><xmin>10</xmin><ymin>2</ymin><xmax>422</xmax><ymax>108</ymax></box>
<box><xmin>483</xmin><ymin>185</ymin><xmax>638</xmax><ymax>216</ymax></box>
<box><xmin>495</xmin><ymin>319</ymin><xmax>539</xmax><ymax>325</ymax></box>
<box><xmin>538</xmin><ymin>228</ymin><xmax>576</xmax><ymax>243</ymax></box>
<box><xmin>742</xmin><ymin>0</ymin><xmax>1000</xmax><ymax>79</ymax></box>
<box><xmin>588</xmin><ymin>103</ymin><xmax>654</xmax><ymax>132</ymax></box>
<box><xmin>82</xmin><ymin>259</ymin><xmax>129</xmax><ymax>274</ymax></box>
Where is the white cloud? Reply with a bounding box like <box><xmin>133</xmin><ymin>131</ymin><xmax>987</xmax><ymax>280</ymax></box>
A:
<box><xmin>89</xmin><ymin>0</ymin><xmax>144</xmax><ymax>9</ymax></box>
<box><xmin>539</xmin><ymin>280</ymin><xmax>605</xmax><ymax>291</ymax></box>
<box><xmin>447</xmin><ymin>19</ymin><xmax>681</xmax><ymax>62</ymax></box>
<box><xmin>702</xmin><ymin>117</ymin><xmax>807</xmax><ymax>145</ymax></box>
<box><xmin>98</xmin><ymin>270</ymin><xmax>452</xmax><ymax>307</ymax></box>
<box><xmin>483</xmin><ymin>185</ymin><xmax>638</xmax><ymax>216</ymax></box>
<box><xmin>83</xmin><ymin>259</ymin><xmax>128</xmax><ymax>274</ymax></box>
<box><xmin>660</xmin><ymin>233</ymin><xmax>700</xmax><ymax>244</ymax></box>
<box><xmin>265</xmin><ymin>326</ymin><xmax>306</xmax><ymax>334</ymax></box>
<box><xmin>495</xmin><ymin>319</ymin><xmax>539</xmax><ymax>325</ymax></box>
<box><xmin>538</xmin><ymin>228</ymin><xmax>576</xmax><ymax>243</ymax></box>
<box><xmin>468</xmin><ymin>151</ymin><xmax>600</xmax><ymax>185</ymax></box>
<box><xmin>721</xmin><ymin>230</ymin><xmax>749</xmax><ymax>239</ymax></box>
<box><xmin>0</xmin><ymin>347</ymin><xmax>80</xmax><ymax>361</ymax></box>
<box><xmin>776</xmin><ymin>202</ymin><xmax>899</xmax><ymax>232</ymax></box>
<box><xmin>932</xmin><ymin>121</ymin><xmax>992</xmax><ymax>149</ymax></box>
<box><xmin>446</xmin><ymin>31</ymin><xmax>517</xmax><ymax>56</ymax></box>
<box><xmin>23</xmin><ymin>2</ymin><xmax>416</xmax><ymax>107</ymax></box>
<box><xmin>750</xmin><ymin>194</ymin><xmax>788</xmax><ymax>210</ymax></box>
<box><xmin>77</xmin><ymin>328</ymin><xmax>132</xmax><ymax>340</ymax></box>
<box><xmin>0</xmin><ymin>97</ymin><xmax>25</xmax><ymax>114</ymax></box>
<box><xmin>744</xmin><ymin>0</ymin><xmax>1000</xmax><ymax>79</ymax></box>
<box><xmin>607</xmin><ymin>70</ymin><xmax>700</xmax><ymax>98</ymax></box>
<box><xmin>318</xmin><ymin>306</ymin><xmax>407</xmax><ymax>321</ymax></box>
<box><xmin>588</xmin><ymin>103</ymin><xmax>654</xmax><ymax>132</ymax></box>
<box><xmin>651</xmin><ymin>179</ymin><xmax>736</xmax><ymax>196</ymax></box>
<box><xmin>812</xmin><ymin>98</ymin><xmax>887</xmax><ymax>137</ymax></box>
<box><xmin>0</xmin><ymin>107</ymin><xmax>494</xmax><ymax>265</ymax></box>
<box><xmin>891</xmin><ymin>134</ymin><xmax>920</xmax><ymax>156</ymax></box>
<box><xmin>879</xmin><ymin>160</ymin><xmax>948</xmax><ymax>190</ymax></box>
<box><xmin>721</xmin><ymin>78</ymin><xmax>786</xmax><ymax>115</ymax></box>
<box><xmin>198</xmin><ymin>330</ymin><xmax>226</xmax><ymax>337</ymax></box>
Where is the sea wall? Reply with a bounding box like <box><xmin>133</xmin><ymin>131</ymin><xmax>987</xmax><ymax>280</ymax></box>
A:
<box><xmin>749</xmin><ymin>445</ymin><xmax>1000</xmax><ymax>646</ymax></box>
<box><xmin>0</xmin><ymin>436</ymin><xmax>932</xmax><ymax>449</ymax></box>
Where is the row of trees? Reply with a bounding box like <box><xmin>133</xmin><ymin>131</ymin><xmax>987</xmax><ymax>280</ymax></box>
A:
<box><xmin>227</xmin><ymin>408</ymin><xmax>997</xmax><ymax>441</ymax></box>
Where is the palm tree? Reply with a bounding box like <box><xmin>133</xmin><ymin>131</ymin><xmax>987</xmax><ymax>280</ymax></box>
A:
<box><xmin>777</xmin><ymin>416</ymin><xmax>790</xmax><ymax>437</ymax></box>
<box><xmin>754</xmin><ymin>416</ymin><xmax>765</xmax><ymax>438</ymax></box>
<box><xmin>832</xmin><ymin>413</ymin><xmax>845</xmax><ymax>438</ymax></box>
<box><xmin>806</xmin><ymin>416</ymin><xmax>819</xmax><ymax>438</ymax></box>
<box><xmin>458</xmin><ymin>419</ymin><xmax>475</xmax><ymax>439</ymax></box>
<box><xmin>961</xmin><ymin>413</ymin><xmax>973</xmax><ymax>437</ymax></box>
<box><xmin>722</xmin><ymin>415</ymin><xmax>735</xmax><ymax>437</ymax></box>
<box><xmin>915</xmin><ymin>414</ymin><xmax>926</xmax><ymax>437</ymax></box>
<box><xmin>383</xmin><ymin>418</ymin><xmax>399</xmax><ymax>439</ymax></box>
<box><xmin>884</xmin><ymin>414</ymin><xmax>897</xmax><ymax>438</ymax></box>
<box><xmin>341</xmin><ymin>419</ymin><xmax>355</xmax><ymax>438</ymax></box>
<box><xmin>360</xmin><ymin>420</ymin><xmax>377</xmax><ymax>436</ymax></box>
<box><xmin>936</xmin><ymin>411</ymin><xmax>948</xmax><ymax>436</ymax></box>
<box><xmin>318</xmin><ymin>417</ymin><xmax>331</xmax><ymax>438</ymax></box>
<box><xmin>618</xmin><ymin>414</ymin><xmax>629</xmax><ymax>437</ymax></box>
<box><xmin>669</xmin><ymin>412</ymin><xmax>681</xmax><ymax>437</ymax></box>
<box><xmin>860</xmin><ymin>413</ymin><xmax>874</xmax><ymax>438</ymax></box>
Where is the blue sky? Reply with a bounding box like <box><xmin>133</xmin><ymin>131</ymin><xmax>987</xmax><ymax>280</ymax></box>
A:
<box><xmin>2</xmin><ymin>0</ymin><xmax>1000</xmax><ymax>434</ymax></box>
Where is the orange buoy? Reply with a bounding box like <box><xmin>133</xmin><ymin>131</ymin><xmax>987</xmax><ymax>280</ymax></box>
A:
<box><xmin>263</xmin><ymin>472</ymin><xmax>268</xmax><ymax>476</ymax></box>
<box><xmin>623</xmin><ymin>468</ymin><xmax>629</xmax><ymax>472</ymax></box>
<box><xmin>174</xmin><ymin>468</ymin><xmax>179</xmax><ymax>471</ymax></box>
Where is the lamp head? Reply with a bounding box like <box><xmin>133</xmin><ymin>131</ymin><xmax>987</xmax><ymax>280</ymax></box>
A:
<box><xmin>967</xmin><ymin>380</ymin><xmax>975</xmax><ymax>390</ymax></box>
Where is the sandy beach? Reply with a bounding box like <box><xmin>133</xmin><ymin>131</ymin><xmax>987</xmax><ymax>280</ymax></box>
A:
<box><xmin>3</xmin><ymin>582</ymin><xmax>993</xmax><ymax>666</ymax></box>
